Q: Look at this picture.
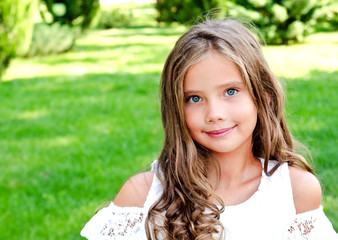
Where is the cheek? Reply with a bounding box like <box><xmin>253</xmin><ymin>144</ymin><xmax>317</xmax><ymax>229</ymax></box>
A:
<box><xmin>184</xmin><ymin>107</ymin><xmax>199</xmax><ymax>132</ymax></box>
<box><xmin>184</xmin><ymin>108</ymin><xmax>193</xmax><ymax>128</ymax></box>
<box><xmin>247</xmin><ymin>107</ymin><xmax>257</xmax><ymax>128</ymax></box>
<box><xmin>235</xmin><ymin>98</ymin><xmax>257</xmax><ymax>126</ymax></box>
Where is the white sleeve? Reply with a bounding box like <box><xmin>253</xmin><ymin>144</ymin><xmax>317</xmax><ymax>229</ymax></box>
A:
<box><xmin>286</xmin><ymin>206</ymin><xmax>337</xmax><ymax>240</ymax></box>
<box><xmin>80</xmin><ymin>202</ymin><xmax>148</xmax><ymax>240</ymax></box>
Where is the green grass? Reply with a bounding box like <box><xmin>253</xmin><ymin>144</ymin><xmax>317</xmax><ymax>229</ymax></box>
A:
<box><xmin>0</xmin><ymin>24</ymin><xmax>187</xmax><ymax>239</ymax></box>
<box><xmin>1</xmin><ymin>9</ymin><xmax>337</xmax><ymax>239</ymax></box>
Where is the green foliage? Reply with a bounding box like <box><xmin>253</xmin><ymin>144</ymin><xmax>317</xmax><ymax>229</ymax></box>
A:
<box><xmin>224</xmin><ymin>0</ymin><xmax>338</xmax><ymax>44</ymax></box>
<box><xmin>0</xmin><ymin>0</ymin><xmax>37</xmax><ymax>78</ymax></box>
<box><xmin>156</xmin><ymin>0</ymin><xmax>220</xmax><ymax>23</ymax></box>
<box><xmin>96</xmin><ymin>8</ymin><xmax>133</xmax><ymax>29</ymax></box>
<box><xmin>313</xmin><ymin>0</ymin><xmax>338</xmax><ymax>32</ymax></box>
<box><xmin>40</xmin><ymin>0</ymin><xmax>100</xmax><ymax>29</ymax></box>
<box><xmin>26</xmin><ymin>23</ymin><xmax>76</xmax><ymax>57</ymax></box>
<box><xmin>155</xmin><ymin>0</ymin><xmax>337</xmax><ymax>44</ymax></box>
<box><xmin>0</xmin><ymin>34</ymin><xmax>13</xmax><ymax>79</ymax></box>
<box><xmin>0</xmin><ymin>6</ymin><xmax>14</xmax><ymax>79</ymax></box>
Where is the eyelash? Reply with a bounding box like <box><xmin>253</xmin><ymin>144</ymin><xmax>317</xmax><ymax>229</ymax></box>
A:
<box><xmin>225</xmin><ymin>88</ymin><xmax>238</xmax><ymax>96</ymax></box>
<box><xmin>186</xmin><ymin>95</ymin><xmax>201</xmax><ymax>103</ymax></box>
<box><xmin>185</xmin><ymin>88</ymin><xmax>238</xmax><ymax>103</ymax></box>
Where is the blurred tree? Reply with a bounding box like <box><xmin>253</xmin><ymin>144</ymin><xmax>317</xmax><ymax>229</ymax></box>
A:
<box><xmin>0</xmin><ymin>0</ymin><xmax>37</xmax><ymax>78</ymax></box>
<box><xmin>222</xmin><ymin>0</ymin><xmax>338</xmax><ymax>44</ymax></box>
<box><xmin>313</xmin><ymin>0</ymin><xmax>338</xmax><ymax>32</ymax></box>
<box><xmin>96</xmin><ymin>8</ymin><xmax>133</xmax><ymax>29</ymax></box>
<box><xmin>156</xmin><ymin>0</ymin><xmax>337</xmax><ymax>44</ymax></box>
<box><xmin>40</xmin><ymin>0</ymin><xmax>100</xmax><ymax>29</ymax></box>
<box><xmin>156</xmin><ymin>0</ymin><xmax>220</xmax><ymax>23</ymax></box>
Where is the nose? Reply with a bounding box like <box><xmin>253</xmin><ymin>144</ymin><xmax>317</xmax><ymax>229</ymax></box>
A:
<box><xmin>205</xmin><ymin>100</ymin><xmax>226</xmax><ymax>123</ymax></box>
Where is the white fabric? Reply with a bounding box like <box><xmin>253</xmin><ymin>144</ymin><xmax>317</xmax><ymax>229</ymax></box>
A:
<box><xmin>81</xmin><ymin>159</ymin><xmax>337</xmax><ymax>239</ymax></box>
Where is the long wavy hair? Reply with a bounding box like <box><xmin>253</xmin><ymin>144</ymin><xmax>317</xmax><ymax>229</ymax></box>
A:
<box><xmin>145</xmin><ymin>19</ymin><xmax>314</xmax><ymax>240</ymax></box>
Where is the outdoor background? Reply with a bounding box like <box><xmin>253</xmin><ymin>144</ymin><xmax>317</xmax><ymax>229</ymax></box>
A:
<box><xmin>0</xmin><ymin>0</ymin><xmax>337</xmax><ymax>239</ymax></box>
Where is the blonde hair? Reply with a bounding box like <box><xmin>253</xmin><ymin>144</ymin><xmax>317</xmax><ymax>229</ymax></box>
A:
<box><xmin>145</xmin><ymin>19</ymin><xmax>314</xmax><ymax>240</ymax></box>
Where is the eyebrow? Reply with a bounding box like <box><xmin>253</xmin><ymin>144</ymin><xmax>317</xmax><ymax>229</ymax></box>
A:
<box><xmin>184</xmin><ymin>81</ymin><xmax>244</xmax><ymax>95</ymax></box>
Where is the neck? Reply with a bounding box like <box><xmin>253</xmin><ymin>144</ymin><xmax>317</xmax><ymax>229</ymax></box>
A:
<box><xmin>209</xmin><ymin>145</ymin><xmax>261</xmax><ymax>188</ymax></box>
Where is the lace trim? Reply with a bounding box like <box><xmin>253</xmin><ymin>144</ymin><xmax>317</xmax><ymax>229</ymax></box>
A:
<box><xmin>99</xmin><ymin>212</ymin><xmax>144</xmax><ymax>237</ymax></box>
<box><xmin>288</xmin><ymin>216</ymin><xmax>316</xmax><ymax>236</ymax></box>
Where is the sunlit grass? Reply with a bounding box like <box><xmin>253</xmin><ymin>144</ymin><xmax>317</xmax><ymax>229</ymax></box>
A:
<box><xmin>263</xmin><ymin>32</ymin><xmax>338</xmax><ymax>78</ymax></box>
<box><xmin>1</xmin><ymin>14</ymin><xmax>337</xmax><ymax>240</ymax></box>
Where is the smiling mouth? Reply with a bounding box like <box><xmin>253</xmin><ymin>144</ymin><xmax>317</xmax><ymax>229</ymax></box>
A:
<box><xmin>205</xmin><ymin>125</ymin><xmax>236</xmax><ymax>138</ymax></box>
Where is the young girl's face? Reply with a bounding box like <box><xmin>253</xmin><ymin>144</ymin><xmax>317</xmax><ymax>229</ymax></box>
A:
<box><xmin>183</xmin><ymin>53</ymin><xmax>257</xmax><ymax>158</ymax></box>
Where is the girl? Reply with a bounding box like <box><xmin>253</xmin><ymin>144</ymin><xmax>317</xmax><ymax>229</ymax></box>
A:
<box><xmin>81</xmin><ymin>19</ymin><xmax>337</xmax><ymax>239</ymax></box>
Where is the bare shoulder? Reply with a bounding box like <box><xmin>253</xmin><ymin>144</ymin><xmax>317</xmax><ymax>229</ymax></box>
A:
<box><xmin>114</xmin><ymin>171</ymin><xmax>154</xmax><ymax>208</ymax></box>
<box><xmin>288</xmin><ymin>166</ymin><xmax>322</xmax><ymax>214</ymax></box>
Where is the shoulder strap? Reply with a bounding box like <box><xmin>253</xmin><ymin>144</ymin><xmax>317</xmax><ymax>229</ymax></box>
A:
<box><xmin>261</xmin><ymin>158</ymin><xmax>296</xmax><ymax>214</ymax></box>
<box><xmin>143</xmin><ymin>160</ymin><xmax>163</xmax><ymax>209</ymax></box>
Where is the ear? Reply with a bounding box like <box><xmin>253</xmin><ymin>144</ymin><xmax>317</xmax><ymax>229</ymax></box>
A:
<box><xmin>266</xmin><ymin>92</ymin><xmax>271</xmax><ymax>105</ymax></box>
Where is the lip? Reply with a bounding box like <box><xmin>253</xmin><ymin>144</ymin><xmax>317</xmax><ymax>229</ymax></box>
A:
<box><xmin>205</xmin><ymin>125</ymin><xmax>236</xmax><ymax>138</ymax></box>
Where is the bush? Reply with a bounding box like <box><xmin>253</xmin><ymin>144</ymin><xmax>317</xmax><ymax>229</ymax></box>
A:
<box><xmin>223</xmin><ymin>0</ymin><xmax>338</xmax><ymax>44</ymax></box>
<box><xmin>0</xmin><ymin>0</ymin><xmax>37</xmax><ymax>78</ymax></box>
<box><xmin>40</xmin><ymin>0</ymin><xmax>100</xmax><ymax>29</ymax></box>
<box><xmin>0</xmin><ymin>31</ymin><xmax>14</xmax><ymax>79</ymax></box>
<box><xmin>26</xmin><ymin>23</ymin><xmax>77</xmax><ymax>57</ymax></box>
<box><xmin>155</xmin><ymin>0</ymin><xmax>337</xmax><ymax>44</ymax></box>
<box><xmin>313</xmin><ymin>0</ymin><xmax>338</xmax><ymax>32</ymax></box>
<box><xmin>96</xmin><ymin>8</ymin><xmax>133</xmax><ymax>29</ymax></box>
<box><xmin>156</xmin><ymin>0</ymin><xmax>220</xmax><ymax>23</ymax></box>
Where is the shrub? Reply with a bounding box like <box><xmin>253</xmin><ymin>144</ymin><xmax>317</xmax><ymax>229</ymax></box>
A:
<box><xmin>155</xmin><ymin>0</ymin><xmax>337</xmax><ymax>44</ymax></box>
<box><xmin>313</xmin><ymin>0</ymin><xmax>338</xmax><ymax>32</ymax></box>
<box><xmin>0</xmin><ymin>0</ymin><xmax>37</xmax><ymax>78</ymax></box>
<box><xmin>0</xmin><ymin>30</ymin><xmax>14</xmax><ymax>79</ymax></box>
<box><xmin>40</xmin><ymin>0</ymin><xmax>100</xmax><ymax>29</ymax></box>
<box><xmin>96</xmin><ymin>8</ymin><xmax>133</xmax><ymax>29</ymax></box>
<box><xmin>156</xmin><ymin>0</ymin><xmax>220</xmax><ymax>24</ymax></box>
<box><xmin>26</xmin><ymin>23</ymin><xmax>77</xmax><ymax>57</ymax></box>
<box><xmin>223</xmin><ymin>0</ymin><xmax>337</xmax><ymax>44</ymax></box>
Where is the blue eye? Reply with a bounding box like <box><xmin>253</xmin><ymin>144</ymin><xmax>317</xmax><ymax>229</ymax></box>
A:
<box><xmin>225</xmin><ymin>89</ymin><xmax>238</xmax><ymax>96</ymax></box>
<box><xmin>188</xmin><ymin>96</ymin><xmax>201</xmax><ymax>103</ymax></box>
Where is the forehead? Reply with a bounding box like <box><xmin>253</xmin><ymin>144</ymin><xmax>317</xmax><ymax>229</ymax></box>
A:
<box><xmin>184</xmin><ymin>52</ymin><xmax>243</xmax><ymax>91</ymax></box>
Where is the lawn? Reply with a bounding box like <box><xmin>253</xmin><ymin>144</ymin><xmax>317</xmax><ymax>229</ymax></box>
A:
<box><xmin>1</xmin><ymin>6</ymin><xmax>337</xmax><ymax>240</ymax></box>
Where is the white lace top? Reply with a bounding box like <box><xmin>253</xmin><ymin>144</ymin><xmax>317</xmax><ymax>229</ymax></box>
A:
<box><xmin>81</xmin><ymin>159</ymin><xmax>337</xmax><ymax>239</ymax></box>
